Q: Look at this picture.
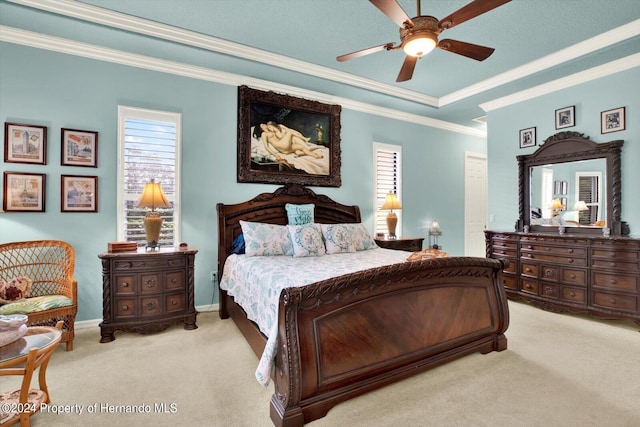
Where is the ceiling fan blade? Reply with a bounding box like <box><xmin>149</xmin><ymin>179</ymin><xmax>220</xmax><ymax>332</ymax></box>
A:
<box><xmin>396</xmin><ymin>55</ymin><xmax>418</xmax><ymax>82</ymax></box>
<box><xmin>369</xmin><ymin>0</ymin><xmax>413</xmax><ymax>28</ymax></box>
<box><xmin>337</xmin><ymin>43</ymin><xmax>394</xmax><ymax>62</ymax></box>
<box><xmin>438</xmin><ymin>0</ymin><xmax>511</xmax><ymax>30</ymax></box>
<box><xmin>437</xmin><ymin>39</ymin><xmax>495</xmax><ymax>61</ymax></box>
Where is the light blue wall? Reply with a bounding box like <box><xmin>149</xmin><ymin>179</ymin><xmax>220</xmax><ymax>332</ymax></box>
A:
<box><xmin>487</xmin><ymin>67</ymin><xmax>639</xmax><ymax>234</ymax></box>
<box><xmin>0</xmin><ymin>42</ymin><xmax>485</xmax><ymax>321</ymax></box>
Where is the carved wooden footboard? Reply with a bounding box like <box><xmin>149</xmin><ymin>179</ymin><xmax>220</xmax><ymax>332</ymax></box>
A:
<box><xmin>216</xmin><ymin>185</ymin><xmax>509</xmax><ymax>427</ymax></box>
<box><xmin>269</xmin><ymin>257</ymin><xmax>509</xmax><ymax>426</ymax></box>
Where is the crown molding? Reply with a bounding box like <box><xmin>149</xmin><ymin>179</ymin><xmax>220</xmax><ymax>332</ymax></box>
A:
<box><xmin>441</xmin><ymin>19</ymin><xmax>640</xmax><ymax>107</ymax></box>
<box><xmin>480</xmin><ymin>53</ymin><xmax>640</xmax><ymax>112</ymax></box>
<box><xmin>0</xmin><ymin>25</ymin><xmax>486</xmax><ymax>138</ymax></box>
<box><xmin>5</xmin><ymin>0</ymin><xmax>439</xmax><ymax>108</ymax></box>
<box><xmin>7</xmin><ymin>1</ymin><xmax>639</xmax><ymax>112</ymax></box>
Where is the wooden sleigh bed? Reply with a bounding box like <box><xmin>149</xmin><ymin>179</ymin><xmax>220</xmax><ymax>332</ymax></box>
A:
<box><xmin>217</xmin><ymin>184</ymin><xmax>509</xmax><ymax>427</ymax></box>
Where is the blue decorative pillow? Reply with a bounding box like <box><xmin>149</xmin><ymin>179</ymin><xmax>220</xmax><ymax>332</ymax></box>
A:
<box><xmin>231</xmin><ymin>234</ymin><xmax>245</xmax><ymax>255</ymax></box>
<box><xmin>321</xmin><ymin>224</ymin><xmax>356</xmax><ymax>254</ymax></box>
<box><xmin>285</xmin><ymin>203</ymin><xmax>315</xmax><ymax>225</ymax></box>
<box><xmin>239</xmin><ymin>221</ymin><xmax>293</xmax><ymax>257</ymax></box>
<box><xmin>348</xmin><ymin>223</ymin><xmax>378</xmax><ymax>251</ymax></box>
<box><xmin>287</xmin><ymin>223</ymin><xmax>326</xmax><ymax>257</ymax></box>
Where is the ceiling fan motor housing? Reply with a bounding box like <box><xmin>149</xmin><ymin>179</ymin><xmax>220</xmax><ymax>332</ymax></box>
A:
<box><xmin>400</xmin><ymin>16</ymin><xmax>440</xmax><ymax>57</ymax></box>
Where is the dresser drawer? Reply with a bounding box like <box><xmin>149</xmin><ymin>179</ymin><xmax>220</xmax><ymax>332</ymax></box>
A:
<box><xmin>592</xmin><ymin>272</ymin><xmax>638</xmax><ymax>291</ymax></box>
<box><xmin>521</xmin><ymin>251</ymin><xmax>587</xmax><ymax>266</ymax></box>
<box><xmin>521</xmin><ymin>243</ymin><xmax>587</xmax><ymax>257</ymax></box>
<box><xmin>562</xmin><ymin>268</ymin><xmax>587</xmax><ymax>286</ymax></box>
<box><xmin>540</xmin><ymin>283</ymin><xmax>558</xmax><ymax>298</ymax></box>
<box><xmin>521</xmin><ymin>262</ymin><xmax>538</xmax><ymax>278</ymax></box>
<box><xmin>592</xmin><ymin>259</ymin><xmax>639</xmax><ymax>272</ymax></box>
<box><xmin>592</xmin><ymin>292</ymin><xmax>637</xmax><ymax>312</ymax></box>
<box><xmin>540</xmin><ymin>265</ymin><xmax>560</xmax><ymax>282</ymax></box>
<box><xmin>592</xmin><ymin>249</ymin><xmax>639</xmax><ymax>261</ymax></box>
<box><xmin>491</xmin><ymin>247</ymin><xmax>516</xmax><ymax>257</ymax></box>
<box><xmin>521</xmin><ymin>279</ymin><xmax>538</xmax><ymax>295</ymax></box>
<box><xmin>561</xmin><ymin>286</ymin><xmax>586</xmax><ymax>304</ymax></box>
<box><xmin>502</xmin><ymin>274</ymin><xmax>517</xmax><ymax>290</ymax></box>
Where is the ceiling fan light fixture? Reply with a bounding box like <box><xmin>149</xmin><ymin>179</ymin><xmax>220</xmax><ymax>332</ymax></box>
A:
<box><xmin>402</xmin><ymin>33</ymin><xmax>437</xmax><ymax>57</ymax></box>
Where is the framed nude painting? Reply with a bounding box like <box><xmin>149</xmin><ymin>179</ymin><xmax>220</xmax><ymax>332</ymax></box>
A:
<box><xmin>237</xmin><ymin>85</ymin><xmax>342</xmax><ymax>187</ymax></box>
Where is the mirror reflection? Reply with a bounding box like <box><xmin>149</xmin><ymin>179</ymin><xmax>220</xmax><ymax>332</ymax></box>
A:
<box><xmin>529</xmin><ymin>159</ymin><xmax>606</xmax><ymax>227</ymax></box>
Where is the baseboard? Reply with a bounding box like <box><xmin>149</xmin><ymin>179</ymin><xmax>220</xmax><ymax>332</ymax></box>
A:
<box><xmin>74</xmin><ymin>303</ymin><xmax>220</xmax><ymax>330</ymax></box>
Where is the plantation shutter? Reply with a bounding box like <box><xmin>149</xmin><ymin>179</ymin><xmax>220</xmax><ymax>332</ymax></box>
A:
<box><xmin>578</xmin><ymin>175</ymin><xmax>599</xmax><ymax>224</ymax></box>
<box><xmin>118</xmin><ymin>107</ymin><xmax>181</xmax><ymax>247</ymax></box>
<box><xmin>374</xmin><ymin>143</ymin><xmax>402</xmax><ymax>236</ymax></box>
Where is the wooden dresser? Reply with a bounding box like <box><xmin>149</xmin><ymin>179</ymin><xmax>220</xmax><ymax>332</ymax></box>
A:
<box><xmin>98</xmin><ymin>248</ymin><xmax>198</xmax><ymax>342</ymax></box>
<box><xmin>486</xmin><ymin>231</ymin><xmax>640</xmax><ymax>325</ymax></box>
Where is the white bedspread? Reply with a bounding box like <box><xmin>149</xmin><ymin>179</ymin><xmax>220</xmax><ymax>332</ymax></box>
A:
<box><xmin>219</xmin><ymin>248</ymin><xmax>410</xmax><ymax>386</ymax></box>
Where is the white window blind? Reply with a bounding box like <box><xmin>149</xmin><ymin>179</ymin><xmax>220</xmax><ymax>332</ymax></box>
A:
<box><xmin>117</xmin><ymin>106</ymin><xmax>181</xmax><ymax>246</ymax></box>
<box><xmin>373</xmin><ymin>142</ymin><xmax>402</xmax><ymax>235</ymax></box>
<box><xmin>576</xmin><ymin>172</ymin><xmax>602</xmax><ymax>224</ymax></box>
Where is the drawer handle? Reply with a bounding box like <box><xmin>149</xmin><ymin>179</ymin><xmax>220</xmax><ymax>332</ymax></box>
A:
<box><xmin>146</xmin><ymin>302</ymin><xmax>157</xmax><ymax>310</ymax></box>
<box><xmin>569</xmin><ymin>291</ymin><xmax>576</xmax><ymax>297</ymax></box>
<box><xmin>610</xmin><ymin>298</ymin><xmax>616</xmax><ymax>305</ymax></box>
<box><xmin>145</xmin><ymin>279</ymin><xmax>156</xmax><ymax>287</ymax></box>
<box><xmin>544</xmin><ymin>286</ymin><xmax>553</xmax><ymax>294</ymax></box>
<box><xmin>568</xmin><ymin>249</ymin><xmax>574</xmax><ymax>254</ymax></box>
<box><xmin>610</xmin><ymin>279</ymin><xmax>617</xmax><ymax>285</ymax></box>
<box><xmin>524</xmin><ymin>283</ymin><xmax>531</xmax><ymax>289</ymax></box>
<box><xmin>121</xmin><ymin>305</ymin><xmax>129</xmax><ymax>311</ymax></box>
<box><xmin>544</xmin><ymin>270</ymin><xmax>554</xmax><ymax>277</ymax></box>
<box><xmin>567</xmin><ymin>258</ymin><xmax>574</xmax><ymax>264</ymax></box>
<box><xmin>570</xmin><ymin>274</ymin><xmax>576</xmax><ymax>279</ymax></box>
<box><xmin>525</xmin><ymin>268</ymin><xmax>532</xmax><ymax>273</ymax></box>
<box><xmin>171</xmin><ymin>299</ymin><xmax>178</xmax><ymax>305</ymax></box>
<box><xmin>171</xmin><ymin>278</ymin><xmax>178</xmax><ymax>284</ymax></box>
<box><xmin>609</xmin><ymin>262</ymin><xmax>616</xmax><ymax>267</ymax></box>
<box><xmin>121</xmin><ymin>282</ymin><xmax>129</xmax><ymax>288</ymax></box>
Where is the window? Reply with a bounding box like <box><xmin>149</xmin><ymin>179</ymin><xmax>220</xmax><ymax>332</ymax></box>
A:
<box><xmin>373</xmin><ymin>142</ymin><xmax>402</xmax><ymax>236</ymax></box>
<box><xmin>117</xmin><ymin>106</ymin><xmax>181</xmax><ymax>246</ymax></box>
<box><xmin>540</xmin><ymin>168</ymin><xmax>553</xmax><ymax>218</ymax></box>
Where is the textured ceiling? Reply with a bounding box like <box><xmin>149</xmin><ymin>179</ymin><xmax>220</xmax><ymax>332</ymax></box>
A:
<box><xmin>7</xmin><ymin>0</ymin><xmax>640</xmax><ymax>131</ymax></box>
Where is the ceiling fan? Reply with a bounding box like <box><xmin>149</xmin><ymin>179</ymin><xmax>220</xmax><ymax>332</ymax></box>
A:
<box><xmin>337</xmin><ymin>0</ymin><xmax>511</xmax><ymax>82</ymax></box>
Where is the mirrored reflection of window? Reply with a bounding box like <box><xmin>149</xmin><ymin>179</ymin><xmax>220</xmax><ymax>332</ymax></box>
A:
<box><xmin>576</xmin><ymin>172</ymin><xmax>602</xmax><ymax>225</ymax></box>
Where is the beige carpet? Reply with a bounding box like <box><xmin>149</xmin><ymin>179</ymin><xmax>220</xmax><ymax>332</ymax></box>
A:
<box><xmin>7</xmin><ymin>301</ymin><xmax>640</xmax><ymax>427</ymax></box>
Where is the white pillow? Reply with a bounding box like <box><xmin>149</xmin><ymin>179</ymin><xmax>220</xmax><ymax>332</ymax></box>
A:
<box><xmin>239</xmin><ymin>221</ymin><xmax>293</xmax><ymax>257</ymax></box>
<box><xmin>348</xmin><ymin>223</ymin><xmax>378</xmax><ymax>251</ymax></box>
<box><xmin>321</xmin><ymin>223</ymin><xmax>356</xmax><ymax>254</ymax></box>
<box><xmin>285</xmin><ymin>203</ymin><xmax>315</xmax><ymax>225</ymax></box>
<box><xmin>287</xmin><ymin>223</ymin><xmax>326</xmax><ymax>257</ymax></box>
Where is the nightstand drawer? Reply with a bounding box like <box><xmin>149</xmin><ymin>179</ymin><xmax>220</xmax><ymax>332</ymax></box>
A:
<box><xmin>166</xmin><ymin>293</ymin><xmax>185</xmax><ymax>313</ymax></box>
<box><xmin>139</xmin><ymin>273</ymin><xmax>161</xmax><ymax>293</ymax></box>
<box><xmin>165</xmin><ymin>271</ymin><xmax>185</xmax><ymax>290</ymax></box>
<box><xmin>115</xmin><ymin>298</ymin><xmax>136</xmax><ymax>319</ymax></box>
<box><xmin>140</xmin><ymin>296</ymin><xmax>162</xmax><ymax>317</ymax></box>
<box><xmin>115</xmin><ymin>275</ymin><xmax>136</xmax><ymax>295</ymax></box>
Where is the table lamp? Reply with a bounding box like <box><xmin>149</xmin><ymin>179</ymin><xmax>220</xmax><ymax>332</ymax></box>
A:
<box><xmin>137</xmin><ymin>179</ymin><xmax>171</xmax><ymax>249</ymax></box>
<box><xmin>381</xmin><ymin>192</ymin><xmax>402</xmax><ymax>239</ymax></box>
<box><xmin>429</xmin><ymin>219</ymin><xmax>442</xmax><ymax>249</ymax></box>
<box><xmin>550</xmin><ymin>198</ymin><xmax>563</xmax><ymax>216</ymax></box>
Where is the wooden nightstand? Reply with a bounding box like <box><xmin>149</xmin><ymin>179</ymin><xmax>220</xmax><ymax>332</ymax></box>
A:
<box><xmin>375</xmin><ymin>237</ymin><xmax>424</xmax><ymax>252</ymax></box>
<box><xmin>98</xmin><ymin>247</ymin><xmax>198</xmax><ymax>343</ymax></box>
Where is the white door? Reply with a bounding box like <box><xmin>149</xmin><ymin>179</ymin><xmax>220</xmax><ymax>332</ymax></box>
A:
<box><xmin>465</xmin><ymin>152</ymin><xmax>488</xmax><ymax>256</ymax></box>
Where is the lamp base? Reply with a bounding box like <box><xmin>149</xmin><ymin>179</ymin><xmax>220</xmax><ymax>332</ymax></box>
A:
<box><xmin>386</xmin><ymin>212</ymin><xmax>398</xmax><ymax>240</ymax></box>
<box><xmin>143</xmin><ymin>211</ymin><xmax>163</xmax><ymax>250</ymax></box>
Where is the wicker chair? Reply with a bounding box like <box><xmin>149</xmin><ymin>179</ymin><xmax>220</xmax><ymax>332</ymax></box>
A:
<box><xmin>0</xmin><ymin>241</ymin><xmax>77</xmax><ymax>351</ymax></box>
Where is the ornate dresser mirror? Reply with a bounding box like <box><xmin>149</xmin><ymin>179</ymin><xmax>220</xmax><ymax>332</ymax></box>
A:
<box><xmin>516</xmin><ymin>131</ymin><xmax>628</xmax><ymax>235</ymax></box>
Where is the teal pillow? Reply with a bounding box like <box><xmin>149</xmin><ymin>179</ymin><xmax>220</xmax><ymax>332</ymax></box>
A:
<box><xmin>285</xmin><ymin>203</ymin><xmax>315</xmax><ymax>225</ymax></box>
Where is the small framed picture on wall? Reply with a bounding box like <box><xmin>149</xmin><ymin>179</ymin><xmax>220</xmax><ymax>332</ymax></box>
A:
<box><xmin>601</xmin><ymin>107</ymin><xmax>626</xmax><ymax>134</ymax></box>
<box><xmin>519</xmin><ymin>127</ymin><xmax>536</xmax><ymax>148</ymax></box>
<box><xmin>555</xmin><ymin>106</ymin><xmax>575</xmax><ymax>129</ymax></box>
<box><xmin>61</xmin><ymin>175</ymin><xmax>98</xmax><ymax>212</ymax></box>
<box><xmin>3</xmin><ymin>172</ymin><xmax>46</xmax><ymax>212</ymax></box>
<box><xmin>4</xmin><ymin>122</ymin><xmax>47</xmax><ymax>165</ymax></box>
<box><xmin>61</xmin><ymin>128</ymin><xmax>98</xmax><ymax>167</ymax></box>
